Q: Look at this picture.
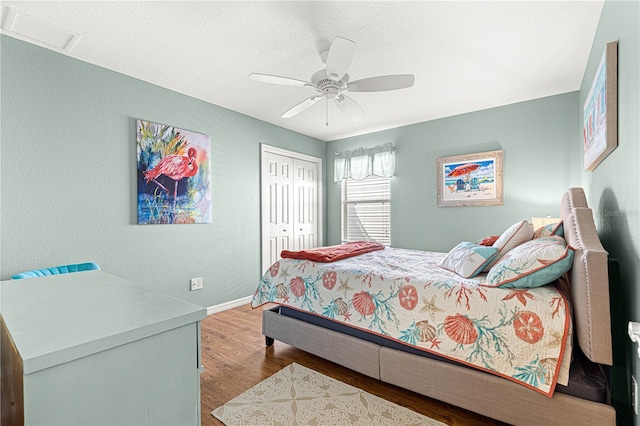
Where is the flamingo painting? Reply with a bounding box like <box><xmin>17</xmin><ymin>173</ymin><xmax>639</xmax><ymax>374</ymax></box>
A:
<box><xmin>144</xmin><ymin>147</ymin><xmax>198</xmax><ymax>211</ymax></box>
<box><xmin>137</xmin><ymin>120</ymin><xmax>211</xmax><ymax>224</ymax></box>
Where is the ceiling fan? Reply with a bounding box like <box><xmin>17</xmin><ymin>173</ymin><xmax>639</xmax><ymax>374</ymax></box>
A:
<box><xmin>249</xmin><ymin>37</ymin><xmax>415</xmax><ymax>125</ymax></box>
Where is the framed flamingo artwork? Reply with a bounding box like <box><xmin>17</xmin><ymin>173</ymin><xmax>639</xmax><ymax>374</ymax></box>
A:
<box><xmin>436</xmin><ymin>150</ymin><xmax>503</xmax><ymax>208</ymax></box>
<box><xmin>136</xmin><ymin>119</ymin><xmax>211</xmax><ymax>224</ymax></box>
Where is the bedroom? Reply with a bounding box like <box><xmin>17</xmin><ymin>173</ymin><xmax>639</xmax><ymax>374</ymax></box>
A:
<box><xmin>1</xmin><ymin>1</ymin><xmax>638</xmax><ymax>425</ymax></box>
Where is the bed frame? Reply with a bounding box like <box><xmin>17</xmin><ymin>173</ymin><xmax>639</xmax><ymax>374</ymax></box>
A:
<box><xmin>262</xmin><ymin>188</ymin><xmax>615</xmax><ymax>425</ymax></box>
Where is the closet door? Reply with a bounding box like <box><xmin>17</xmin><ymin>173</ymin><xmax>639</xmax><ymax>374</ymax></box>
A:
<box><xmin>261</xmin><ymin>146</ymin><xmax>322</xmax><ymax>275</ymax></box>
<box><xmin>293</xmin><ymin>159</ymin><xmax>318</xmax><ymax>250</ymax></box>
<box><xmin>261</xmin><ymin>151</ymin><xmax>294</xmax><ymax>270</ymax></box>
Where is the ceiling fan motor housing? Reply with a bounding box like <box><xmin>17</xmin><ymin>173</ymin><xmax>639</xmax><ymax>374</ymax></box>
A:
<box><xmin>311</xmin><ymin>69</ymin><xmax>348</xmax><ymax>99</ymax></box>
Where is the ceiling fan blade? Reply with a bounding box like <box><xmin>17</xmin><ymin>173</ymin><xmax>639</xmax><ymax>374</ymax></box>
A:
<box><xmin>335</xmin><ymin>95</ymin><xmax>365</xmax><ymax>122</ymax></box>
<box><xmin>325</xmin><ymin>37</ymin><xmax>355</xmax><ymax>82</ymax></box>
<box><xmin>249</xmin><ymin>73</ymin><xmax>311</xmax><ymax>87</ymax></box>
<box><xmin>348</xmin><ymin>74</ymin><xmax>415</xmax><ymax>92</ymax></box>
<box><xmin>281</xmin><ymin>95</ymin><xmax>322</xmax><ymax>118</ymax></box>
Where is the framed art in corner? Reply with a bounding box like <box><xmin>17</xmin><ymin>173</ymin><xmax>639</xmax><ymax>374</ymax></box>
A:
<box><xmin>436</xmin><ymin>150</ymin><xmax>503</xmax><ymax>208</ymax></box>
<box><xmin>136</xmin><ymin>119</ymin><xmax>211</xmax><ymax>224</ymax></box>
<box><xmin>583</xmin><ymin>41</ymin><xmax>618</xmax><ymax>172</ymax></box>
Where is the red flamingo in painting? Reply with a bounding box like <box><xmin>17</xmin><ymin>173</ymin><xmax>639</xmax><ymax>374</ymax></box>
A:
<box><xmin>144</xmin><ymin>147</ymin><xmax>198</xmax><ymax>210</ymax></box>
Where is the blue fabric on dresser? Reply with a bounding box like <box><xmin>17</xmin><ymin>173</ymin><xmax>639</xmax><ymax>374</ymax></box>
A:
<box><xmin>11</xmin><ymin>262</ymin><xmax>100</xmax><ymax>279</ymax></box>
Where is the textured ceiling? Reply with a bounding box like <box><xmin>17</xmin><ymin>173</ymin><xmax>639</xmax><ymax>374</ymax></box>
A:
<box><xmin>1</xmin><ymin>1</ymin><xmax>604</xmax><ymax>141</ymax></box>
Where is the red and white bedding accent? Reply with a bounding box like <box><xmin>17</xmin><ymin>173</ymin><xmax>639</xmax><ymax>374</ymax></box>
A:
<box><xmin>252</xmin><ymin>247</ymin><xmax>572</xmax><ymax>397</ymax></box>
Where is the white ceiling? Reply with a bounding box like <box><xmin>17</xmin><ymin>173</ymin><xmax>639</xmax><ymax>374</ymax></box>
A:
<box><xmin>1</xmin><ymin>1</ymin><xmax>603</xmax><ymax>142</ymax></box>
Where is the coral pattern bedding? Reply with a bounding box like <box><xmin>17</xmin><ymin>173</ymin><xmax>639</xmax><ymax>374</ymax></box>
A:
<box><xmin>252</xmin><ymin>247</ymin><xmax>572</xmax><ymax>397</ymax></box>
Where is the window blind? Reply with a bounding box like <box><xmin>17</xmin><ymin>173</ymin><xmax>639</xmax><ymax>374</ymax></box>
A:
<box><xmin>341</xmin><ymin>175</ymin><xmax>390</xmax><ymax>245</ymax></box>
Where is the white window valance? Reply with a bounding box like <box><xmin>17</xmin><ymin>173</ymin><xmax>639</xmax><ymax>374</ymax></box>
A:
<box><xmin>334</xmin><ymin>143</ymin><xmax>395</xmax><ymax>182</ymax></box>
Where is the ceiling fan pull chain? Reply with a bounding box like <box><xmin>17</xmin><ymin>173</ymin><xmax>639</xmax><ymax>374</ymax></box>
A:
<box><xmin>326</xmin><ymin>97</ymin><xmax>329</xmax><ymax>126</ymax></box>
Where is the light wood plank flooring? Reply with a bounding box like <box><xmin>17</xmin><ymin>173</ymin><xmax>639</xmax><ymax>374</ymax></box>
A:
<box><xmin>200</xmin><ymin>303</ymin><xmax>506</xmax><ymax>425</ymax></box>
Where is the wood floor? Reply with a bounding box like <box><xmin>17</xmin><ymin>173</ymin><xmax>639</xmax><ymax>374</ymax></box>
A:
<box><xmin>200</xmin><ymin>303</ymin><xmax>506</xmax><ymax>426</ymax></box>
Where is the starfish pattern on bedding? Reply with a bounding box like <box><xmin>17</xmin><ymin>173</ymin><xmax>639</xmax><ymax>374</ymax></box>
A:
<box><xmin>502</xmin><ymin>289</ymin><xmax>535</xmax><ymax>306</ymax></box>
<box><xmin>337</xmin><ymin>277</ymin><xmax>353</xmax><ymax>297</ymax></box>
<box><xmin>419</xmin><ymin>295</ymin><xmax>444</xmax><ymax>321</ymax></box>
<box><xmin>545</xmin><ymin>329</ymin><xmax>563</xmax><ymax>348</ymax></box>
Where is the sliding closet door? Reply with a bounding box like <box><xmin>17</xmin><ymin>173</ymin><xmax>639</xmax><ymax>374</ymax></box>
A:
<box><xmin>261</xmin><ymin>145</ymin><xmax>322</xmax><ymax>275</ymax></box>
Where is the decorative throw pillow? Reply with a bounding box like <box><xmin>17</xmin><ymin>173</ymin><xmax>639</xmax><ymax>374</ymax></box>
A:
<box><xmin>477</xmin><ymin>235</ymin><xmax>499</xmax><ymax>246</ymax></box>
<box><xmin>486</xmin><ymin>236</ymin><xmax>574</xmax><ymax>288</ymax></box>
<box><xmin>483</xmin><ymin>220</ymin><xmax>534</xmax><ymax>271</ymax></box>
<box><xmin>533</xmin><ymin>221</ymin><xmax>564</xmax><ymax>239</ymax></box>
<box><xmin>438</xmin><ymin>242</ymin><xmax>498</xmax><ymax>279</ymax></box>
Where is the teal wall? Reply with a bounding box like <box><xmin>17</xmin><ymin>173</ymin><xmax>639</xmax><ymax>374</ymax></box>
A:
<box><xmin>578</xmin><ymin>1</ymin><xmax>640</xmax><ymax>424</ymax></box>
<box><xmin>326</xmin><ymin>92</ymin><xmax>580</xmax><ymax>251</ymax></box>
<box><xmin>0</xmin><ymin>35</ymin><xmax>326</xmax><ymax>307</ymax></box>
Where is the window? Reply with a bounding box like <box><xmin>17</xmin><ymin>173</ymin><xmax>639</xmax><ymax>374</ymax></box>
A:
<box><xmin>341</xmin><ymin>175</ymin><xmax>390</xmax><ymax>245</ymax></box>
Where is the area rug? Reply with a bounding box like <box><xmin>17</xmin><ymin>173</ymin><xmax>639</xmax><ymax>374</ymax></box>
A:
<box><xmin>212</xmin><ymin>363</ymin><xmax>446</xmax><ymax>425</ymax></box>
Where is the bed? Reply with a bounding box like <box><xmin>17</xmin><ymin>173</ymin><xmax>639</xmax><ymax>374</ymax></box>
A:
<box><xmin>252</xmin><ymin>188</ymin><xmax>614</xmax><ymax>425</ymax></box>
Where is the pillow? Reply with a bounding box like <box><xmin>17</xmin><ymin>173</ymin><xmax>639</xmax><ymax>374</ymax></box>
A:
<box><xmin>477</xmin><ymin>235</ymin><xmax>499</xmax><ymax>246</ymax></box>
<box><xmin>438</xmin><ymin>242</ymin><xmax>498</xmax><ymax>278</ymax></box>
<box><xmin>533</xmin><ymin>221</ymin><xmax>564</xmax><ymax>239</ymax></box>
<box><xmin>483</xmin><ymin>220</ymin><xmax>534</xmax><ymax>271</ymax></box>
<box><xmin>486</xmin><ymin>236</ymin><xmax>574</xmax><ymax>288</ymax></box>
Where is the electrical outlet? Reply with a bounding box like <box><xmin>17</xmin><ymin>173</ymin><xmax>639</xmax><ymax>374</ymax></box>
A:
<box><xmin>190</xmin><ymin>277</ymin><xmax>203</xmax><ymax>291</ymax></box>
<box><xmin>633</xmin><ymin>375</ymin><xmax>638</xmax><ymax>415</ymax></box>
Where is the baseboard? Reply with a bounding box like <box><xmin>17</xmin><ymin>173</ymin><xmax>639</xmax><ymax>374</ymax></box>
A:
<box><xmin>206</xmin><ymin>295</ymin><xmax>253</xmax><ymax>316</ymax></box>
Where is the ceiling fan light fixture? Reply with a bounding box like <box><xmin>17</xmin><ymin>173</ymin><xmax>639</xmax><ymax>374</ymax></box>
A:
<box><xmin>335</xmin><ymin>95</ymin><xmax>364</xmax><ymax>122</ymax></box>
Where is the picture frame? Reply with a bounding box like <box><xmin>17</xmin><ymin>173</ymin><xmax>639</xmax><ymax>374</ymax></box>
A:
<box><xmin>136</xmin><ymin>119</ymin><xmax>211</xmax><ymax>224</ymax></box>
<box><xmin>583</xmin><ymin>41</ymin><xmax>618</xmax><ymax>171</ymax></box>
<box><xmin>436</xmin><ymin>150</ymin><xmax>503</xmax><ymax>208</ymax></box>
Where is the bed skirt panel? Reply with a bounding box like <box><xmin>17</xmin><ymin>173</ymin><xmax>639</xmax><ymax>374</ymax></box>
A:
<box><xmin>380</xmin><ymin>348</ymin><xmax>615</xmax><ymax>426</ymax></box>
<box><xmin>262</xmin><ymin>307</ymin><xmax>381</xmax><ymax>379</ymax></box>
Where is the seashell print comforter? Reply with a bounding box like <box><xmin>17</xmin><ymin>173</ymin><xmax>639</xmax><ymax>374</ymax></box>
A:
<box><xmin>251</xmin><ymin>247</ymin><xmax>572</xmax><ymax>397</ymax></box>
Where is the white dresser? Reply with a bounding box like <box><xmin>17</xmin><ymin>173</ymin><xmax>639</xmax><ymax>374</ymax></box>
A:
<box><xmin>0</xmin><ymin>271</ymin><xmax>207</xmax><ymax>425</ymax></box>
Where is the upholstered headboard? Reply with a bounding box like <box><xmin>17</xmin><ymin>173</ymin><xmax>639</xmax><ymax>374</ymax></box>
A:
<box><xmin>560</xmin><ymin>187</ymin><xmax>613</xmax><ymax>365</ymax></box>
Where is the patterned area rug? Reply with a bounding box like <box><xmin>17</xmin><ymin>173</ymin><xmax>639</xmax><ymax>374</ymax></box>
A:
<box><xmin>212</xmin><ymin>363</ymin><xmax>446</xmax><ymax>425</ymax></box>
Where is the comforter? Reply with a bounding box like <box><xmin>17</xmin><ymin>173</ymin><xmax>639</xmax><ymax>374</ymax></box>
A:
<box><xmin>252</xmin><ymin>247</ymin><xmax>572</xmax><ymax>397</ymax></box>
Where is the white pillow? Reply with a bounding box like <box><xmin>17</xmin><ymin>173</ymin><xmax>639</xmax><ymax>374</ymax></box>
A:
<box><xmin>483</xmin><ymin>220</ymin><xmax>534</xmax><ymax>271</ymax></box>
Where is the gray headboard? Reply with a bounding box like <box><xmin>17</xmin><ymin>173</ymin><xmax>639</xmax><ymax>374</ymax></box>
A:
<box><xmin>560</xmin><ymin>187</ymin><xmax>612</xmax><ymax>365</ymax></box>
